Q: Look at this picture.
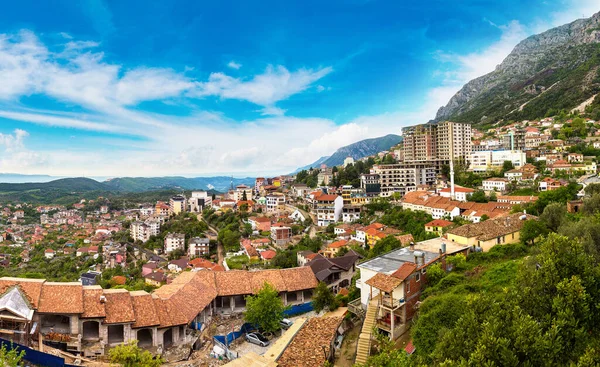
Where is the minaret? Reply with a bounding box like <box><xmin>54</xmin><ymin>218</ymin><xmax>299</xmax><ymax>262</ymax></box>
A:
<box><xmin>449</xmin><ymin>123</ymin><xmax>455</xmax><ymax>200</ymax></box>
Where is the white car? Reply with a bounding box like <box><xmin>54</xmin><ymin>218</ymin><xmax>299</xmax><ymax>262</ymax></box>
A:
<box><xmin>245</xmin><ymin>332</ymin><xmax>270</xmax><ymax>347</ymax></box>
<box><xmin>280</xmin><ymin>318</ymin><xmax>293</xmax><ymax>329</ymax></box>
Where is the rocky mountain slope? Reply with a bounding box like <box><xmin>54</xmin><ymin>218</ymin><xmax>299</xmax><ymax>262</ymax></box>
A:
<box><xmin>436</xmin><ymin>11</ymin><xmax>600</xmax><ymax>124</ymax></box>
<box><xmin>296</xmin><ymin>134</ymin><xmax>402</xmax><ymax>171</ymax></box>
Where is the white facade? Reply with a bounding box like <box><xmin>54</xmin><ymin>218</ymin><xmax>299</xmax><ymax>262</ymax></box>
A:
<box><xmin>482</xmin><ymin>178</ymin><xmax>509</xmax><ymax>192</ymax></box>
<box><xmin>316</xmin><ymin>196</ymin><xmax>344</xmax><ymax>227</ymax></box>
<box><xmin>164</xmin><ymin>233</ymin><xmax>185</xmax><ymax>253</ymax></box>
<box><xmin>131</xmin><ymin>219</ymin><xmax>160</xmax><ymax>243</ymax></box>
<box><xmin>189</xmin><ymin>191</ymin><xmax>212</xmax><ymax>212</ymax></box>
<box><xmin>188</xmin><ymin>237</ymin><xmax>210</xmax><ymax>257</ymax></box>
<box><xmin>470</xmin><ymin>150</ymin><xmax>526</xmax><ymax>173</ymax></box>
<box><xmin>266</xmin><ymin>194</ymin><xmax>285</xmax><ymax>213</ymax></box>
<box><xmin>234</xmin><ymin>185</ymin><xmax>253</xmax><ymax>202</ymax></box>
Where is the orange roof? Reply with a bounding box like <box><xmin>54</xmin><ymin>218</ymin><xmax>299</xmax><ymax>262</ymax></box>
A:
<box><xmin>38</xmin><ymin>282</ymin><xmax>83</xmax><ymax>314</ymax></box>
<box><xmin>391</xmin><ymin>263</ymin><xmax>418</xmax><ymax>281</ymax></box>
<box><xmin>260</xmin><ymin>250</ymin><xmax>276</xmax><ymax>260</ymax></box>
<box><xmin>425</xmin><ymin>219</ymin><xmax>453</xmax><ymax>227</ymax></box>
<box><xmin>328</xmin><ymin>240</ymin><xmax>348</xmax><ymax>249</ymax></box>
<box><xmin>111</xmin><ymin>276</ymin><xmax>127</xmax><ymax>285</ymax></box>
<box><xmin>440</xmin><ymin>185</ymin><xmax>474</xmax><ymax>193</ymax></box>
<box><xmin>130</xmin><ymin>291</ymin><xmax>160</xmax><ymax>328</ymax></box>
<box><xmin>103</xmin><ymin>289</ymin><xmax>135</xmax><ymax>324</ymax></box>
<box><xmin>81</xmin><ymin>286</ymin><xmax>106</xmax><ymax>319</ymax></box>
<box><xmin>316</xmin><ymin>194</ymin><xmax>339</xmax><ymax>202</ymax></box>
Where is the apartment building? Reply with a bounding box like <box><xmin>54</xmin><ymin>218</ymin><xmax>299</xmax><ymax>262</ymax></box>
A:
<box><xmin>360</xmin><ymin>173</ymin><xmax>381</xmax><ymax>196</ymax></box>
<box><xmin>271</xmin><ymin>224</ymin><xmax>292</xmax><ymax>247</ymax></box>
<box><xmin>169</xmin><ymin>195</ymin><xmax>187</xmax><ymax>215</ymax></box>
<box><xmin>482</xmin><ymin>177</ymin><xmax>510</xmax><ymax>193</ymax></box>
<box><xmin>188</xmin><ymin>237</ymin><xmax>210</xmax><ymax>257</ymax></box>
<box><xmin>318</xmin><ymin>168</ymin><xmax>334</xmax><ymax>186</ymax></box>
<box><xmin>130</xmin><ymin>219</ymin><xmax>160</xmax><ymax>243</ymax></box>
<box><xmin>470</xmin><ymin>150</ymin><xmax>526</xmax><ymax>173</ymax></box>
<box><xmin>502</xmin><ymin>129</ymin><xmax>526</xmax><ymax>151</ymax></box>
<box><xmin>402</xmin><ymin>121</ymin><xmax>472</xmax><ymax>163</ymax></box>
<box><xmin>233</xmin><ymin>185</ymin><xmax>253</xmax><ymax>202</ymax></box>
<box><xmin>164</xmin><ymin>233</ymin><xmax>185</xmax><ymax>253</ymax></box>
<box><xmin>314</xmin><ymin>194</ymin><xmax>344</xmax><ymax>227</ymax></box>
<box><xmin>266</xmin><ymin>193</ymin><xmax>286</xmax><ymax>213</ymax></box>
<box><xmin>373</xmin><ymin>164</ymin><xmax>436</xmax><ymax>197</ymax></box>
<box><xmin>188</xmin><ymin>191</ymin><xmax>212</xmax><ymax>213</ymax></box>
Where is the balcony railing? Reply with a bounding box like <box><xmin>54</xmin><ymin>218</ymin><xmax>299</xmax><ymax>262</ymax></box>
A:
<box><xmin>380</xmin><ymin>295</ymin><xmax>404</xmax><ymax>310</ymax></box>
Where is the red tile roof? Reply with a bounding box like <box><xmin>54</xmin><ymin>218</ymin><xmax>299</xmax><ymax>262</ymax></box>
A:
<box><xmin>391</xmin><ymin>263</ymin><xmax>417</xmax><ymax>281</ymax></box>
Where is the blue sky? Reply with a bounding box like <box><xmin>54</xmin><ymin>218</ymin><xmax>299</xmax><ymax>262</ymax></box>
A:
<box><xmin>0</xmin><ymin>0</ymin><xmax>597</xmax><ymax>178</ymax></box>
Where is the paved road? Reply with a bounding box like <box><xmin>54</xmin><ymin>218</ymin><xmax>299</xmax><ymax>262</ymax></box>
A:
<box><xmin>285</xmin><ymin>203</ymin><xmax>318</xmax><ymax>238</ymax></box>
<box><xmin>197</xmin><ymin>214</ymin><xmax>224</xmax><ymax>265</ymax></box>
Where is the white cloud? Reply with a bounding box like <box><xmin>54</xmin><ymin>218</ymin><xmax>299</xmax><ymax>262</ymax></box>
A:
<box><xmin>259</xmin><ymin>106</ymin><xmax>286</xmax><ymax>116</ymax></box>
<box><xmin>0</xmin><ymin>129</ymin><xmax>46</xmax><ymax>171</ymax></box>
<box><xmin>0</xmin><ymin>30</ymin><xmax>331</xmax><ymax>132</ymax></box>
<box><xmin>193</xmin><ymin>65</ymin><xmax>332</xmax><ymax>106</ymax></box>
<box><xmin>227</xmin><ymin>60</ymin><xmax>242</xmax><ymax>70</ymax></box>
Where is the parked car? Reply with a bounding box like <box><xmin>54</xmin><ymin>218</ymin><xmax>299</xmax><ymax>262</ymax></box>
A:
<box><xmin>280</xmin><ymin>318</ymin><xmax>294</xmax><ymax>329</ymax></box>
<box><xmin>246</xmin><ymin>332</ymin><xmax>270</xmax><ymax>347</ymax></box>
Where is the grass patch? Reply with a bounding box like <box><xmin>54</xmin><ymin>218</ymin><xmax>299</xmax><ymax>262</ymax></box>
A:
<box><xmin>508</xmin><ymin>187</ymin><xmax>538</xmax><ymax>196</ymax></box>
<box><xmin>226</xmin><ymin>254</ymin><xmax>260</xmax><ymax>270</ymax></box>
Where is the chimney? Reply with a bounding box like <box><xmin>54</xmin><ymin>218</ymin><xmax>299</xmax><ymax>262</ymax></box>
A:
<box><xmin>100</xmin><ymin>295</ymin><xmax>106</xmax><ymax>303</ymax></box>
<box><xmin>409</xmin><ymin>242</ymin><xmax>415</xmax><ymax>251</ymax></box>
<box><xmin>414</xmin><ymin>255</ymin><xmax>418</xmax><ymax>264</ymax></box>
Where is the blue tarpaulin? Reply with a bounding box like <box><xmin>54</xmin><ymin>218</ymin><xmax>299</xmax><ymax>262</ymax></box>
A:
<box><xmin>0</xmin><ymin>338</ymin><xmax>66</xmax><ymax>367</ymax></box>
<box><xmin>214</xmin><ymin>323</ymin><xmax>257</xmax><ymax>345</ymax></box>
<box><xmin>284</xmin><ymin>302</ymin><xmax>313</xmax><ymax>316</ymax></box>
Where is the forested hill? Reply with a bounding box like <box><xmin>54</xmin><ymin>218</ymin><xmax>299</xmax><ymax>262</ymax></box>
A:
<box><xmin>435</xmin><ymin>11</ymin><xmax>600</xmax><ymax>125</ymax></box>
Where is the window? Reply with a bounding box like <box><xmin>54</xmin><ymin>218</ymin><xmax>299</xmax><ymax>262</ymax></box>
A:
<box><xmin>416</xmin><ymin>273</ymin><xmax>421</xmax><ymax>282</ymax></box>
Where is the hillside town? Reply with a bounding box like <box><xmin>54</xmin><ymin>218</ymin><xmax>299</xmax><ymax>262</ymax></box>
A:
<box><xmin>1</xmin><ymin>114</ymin><xmax>599</xmax><ymax>366</ymax></box>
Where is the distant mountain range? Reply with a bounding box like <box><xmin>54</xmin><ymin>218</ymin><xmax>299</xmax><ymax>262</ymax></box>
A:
<box><xmin>103</xmin><ymin>176</ymin><xmax>254</xmax><ymax>192</ymax></box>
<box><xmin>436</xmin><ymin>11</ymin><xmax>600</xmax><ymax>125</ymax></box>
<box><xmin>295</xmin><ymin>134</ymin><xmax>402</xmax><ymax>172</ymax></box>
<box><xmin>0</xmin><ymin>176</ymin><xmax>255</xmax><ymax>204</ymax></box>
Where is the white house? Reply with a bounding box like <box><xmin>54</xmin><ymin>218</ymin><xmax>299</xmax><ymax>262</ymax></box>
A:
<box><xmin>289</xmin><ymin>209</ymin><xmax>306</xmax><ymax>223</ymax></box>
<box><xmin>439</xmin><ymin>185</ymin><xmax>474</xmax><ymax>202</ymax></box>
<box><xmin>482</xmin><ymin>178</ymin><xmax>509</xmax><ymax>193</ymax></box>
<box><xmin>164</xmin><ymin>233</ymin><xmax>185</xmax><ymax>253</ymax></box>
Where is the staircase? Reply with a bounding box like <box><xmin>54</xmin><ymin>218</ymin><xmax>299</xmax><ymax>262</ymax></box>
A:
<box><xmin>355</xmin><ymin>299</ymin><xmax>378</xmax><ymax>365</ymax></box>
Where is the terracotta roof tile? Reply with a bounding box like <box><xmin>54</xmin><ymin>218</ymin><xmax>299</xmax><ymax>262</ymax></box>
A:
<box><xmin>38</xmin><ymin>282</ymin><xmax>83</xmax><ymax>314</ymax></box>
<box><xmin>215</xmin><ymin>271</ymin><xmax>253</xmax><ymax>296</ymax></box>
<box><xmin>81</xmin><ymin>286</ymin><xmax>106</xmax><ymax>318</ymax></box>
<box><xmin>277</xmin><ymin>317</ymin><xmax>343</xmax><ymax>367</ymax></box>
<box><xmin>391</xmin><ymin>263</ymin><xmax>417</xmax><ymax>281</ymax></box>
<box><xmin>130</xmin><ymin>291</ymin><xmax>160</xmax><ymax>328</ymax></box>
<box><xmin>103</xmin><ymin>289</ymin><xmax>135</xmax><ymax>324</ymax></box>
<box><xmin>365</xmin><ymin>273</ymin><xmax>402</xmax><ymax>293</ymax></box>
<box><xmin>281</xmin><ymin>267</ymin><xmax>318</xmax><ymax>292</ymax></box>
<box><xmin>250</xmin><ymin>270</ymin><xmax>286</xmax><ymax>293</ymax></box>
<box><xmin>0</xmin><ymin>278</ymin><xmax>44</xmax><ymax>308</ymax></box>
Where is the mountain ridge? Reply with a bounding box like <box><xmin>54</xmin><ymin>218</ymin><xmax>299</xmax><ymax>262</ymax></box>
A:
<box><xmin>435</xmin><ymin>11</ymin><xmax>600</xmax><ymax>124</ymax></box>
<box><xmin>296</xmin><ymin>134</ymin><xmax>402</xmax><ymax>171</ymax></box>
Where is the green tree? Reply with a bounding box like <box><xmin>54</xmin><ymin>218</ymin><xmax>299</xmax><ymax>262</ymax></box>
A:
<box><xmin>424</xmin><ymin>263</ymin><xmax>445</xmax><ymax>287</ymax></box>
<box><xmin>241</xmin><ymin>190</ymin><xmax>248</xmax><ymax>201</ymax></box>
<box><xmin>244</xmin><ymin>282</ymin><xmax>286</xmax><ymax>333</ymax></box>
<box><xmin>502</xmin><ymin>160</ymin><xmax>515</xmax><ymax>173</ymax></box>
<box><xmin>468</xmin><ymin>190</ymin><xmax>489</xmax><ymax>203</ymax></box>
<box><xmin>520</xmin><ymin>219</ymin><xmax>549</xmax><ymax>245</ymax></box>
<box><xmin>358</xmin><ymin>331</ymin><xmax>410</xmax><ymax>367</ymax></box>
<box><xmin>540</xmin><ymin>202</ymin><xmax>567</xmax><ymax>231</ymax></box>
<box><xmin>312</xmin><ymin>282</ymin><xmax>337</xmax><ymax>313</ymax></box>
<box><xmin>109</xmin><ymin>341</ymin><xmax>163</xmax><ymax>367</ymax></box>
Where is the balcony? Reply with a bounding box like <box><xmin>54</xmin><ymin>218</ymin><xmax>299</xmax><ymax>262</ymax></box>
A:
<box><xmin>380</xmin><ymin>295</ymin><xmax>404</xmax><ymax>310</ymax></box>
